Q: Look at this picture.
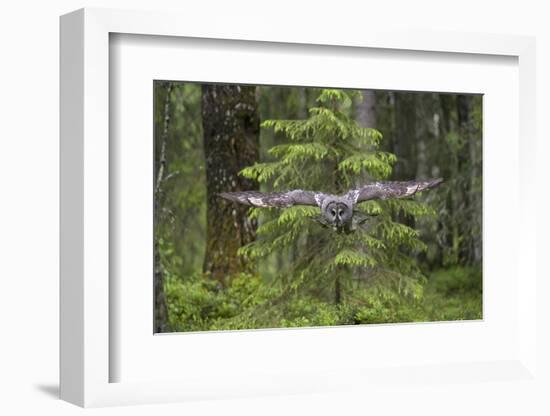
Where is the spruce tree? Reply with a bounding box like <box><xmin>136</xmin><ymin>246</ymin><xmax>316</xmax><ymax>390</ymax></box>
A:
<box><xmin>238</xmin><ymin>89</ymin><xmax>435</xmax><ymax>324</ymax></box>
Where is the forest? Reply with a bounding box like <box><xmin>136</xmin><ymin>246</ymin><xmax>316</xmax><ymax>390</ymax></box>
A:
<box><xmin>153</xmin><ymin>82</ymin><xmax>482</xmax><ymax>333</ymax></box>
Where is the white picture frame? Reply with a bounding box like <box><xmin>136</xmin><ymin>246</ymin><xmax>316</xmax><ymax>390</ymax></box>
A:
<box><xmin>60</xmin><ymin>7</ymin><xmax>538</xmax><ymax>408</ymax></box>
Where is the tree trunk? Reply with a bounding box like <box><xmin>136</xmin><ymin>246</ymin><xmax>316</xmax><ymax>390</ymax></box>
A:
<box><xmin>153</xmin><ymin>81</ymin><xmax>172</xmax><ymax>333</ymax></box>
<box><xmin>457</xmin><ymin>94</ymin><xmax>481</xmax><ymax>265</ymax></box>
<box><xmin>439</xmin><ymin>94</ymin><xmax>460</xmax><ymax>265</ymax></box>
<box><xmin>393</xmin><ymin>93</ymin><xmax>418</xmax><ymax>180</ymax></box>
<box><xmin>356</xmin><ymin>90</ymin><xmax>376</xmax><ymax>128</ymax></box>
<box><xmin>415</xmin><ymin>94</ymin><xmax>432</xmax><ymax>179</ymax></box>
<box><xmin>334</xmin><ymin>273</ymin><xmax>342</xmax><ymax>305</ymax></box>
<box><xmin>201</xmin><ymin>84</ymin><xmax>260</xmax><ymax>286</ymax></box>
<box><xmin>391</xmin><ymin>93</ymin><xmax>418</xmax><ymax>231</ymax></box>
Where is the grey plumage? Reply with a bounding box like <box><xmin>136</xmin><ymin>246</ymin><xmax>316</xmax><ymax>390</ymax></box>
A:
<box><xmin>219</xmin><ymin>178</ymin><xmax>443</xmax><ymax>232</ymax></box>
<box><xmin>218</xmin><ymin>189</ymin><xmax>320</xmax><ymax>208</ymax></box>
<box><xmin>346</xmin><ymin>179</ymin><xmax>443</xmax><ymax>203</ymax></box>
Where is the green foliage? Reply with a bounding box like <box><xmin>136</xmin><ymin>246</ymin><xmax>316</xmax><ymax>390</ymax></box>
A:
<box><xmin>421</xmin><ymin>267</ymin><xmax>482</xmax><ymax>321</ymax></box>
<box><xmin>165</xmin><ymin>272</ymin><xmax>279</xmax><ymax>332</ymax></box>
<box><xmin>372</xmin><ymin>92</ymin><xmax>483</xmax><ymax>267</ymax></box>
<box><xmin>155</xmin><ymin>83</ymin><xmax>206</xmax><ymax>277</ymax></box>
<box><xmin>428</xmin><ymin>266</ymin><xmax>482</xmax><ymax>297</ymax></box>
<box><xmin>156</xmin><ymin>83</ymin><xmax>483</xmax><ymax>333</ymax></box>
<box><xmin>239</xmin><ymin>89</ymin><xmax>434</xmax><ymax>305</ymax></box>
<box><xmin>165</xmin><ymin>266</ymin><xmax>481</xmax><ymax>331</ymax></box>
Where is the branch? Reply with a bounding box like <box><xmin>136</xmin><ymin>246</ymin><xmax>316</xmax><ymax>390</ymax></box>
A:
<box><xmin>163</xmin><ymin>170</ymin><xmax>180</xmax><ymax>183</ymax></box>
<box><xmin>155</xmin><ymin>82</ymin><xmax>173</xmax><ymax>196</ymax></box>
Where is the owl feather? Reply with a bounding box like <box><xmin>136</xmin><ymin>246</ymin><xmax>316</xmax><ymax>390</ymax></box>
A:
<box><xmin>219</xmin><ymin>178</ymin><xmax>443</xmax><ymax>231</ymax></box>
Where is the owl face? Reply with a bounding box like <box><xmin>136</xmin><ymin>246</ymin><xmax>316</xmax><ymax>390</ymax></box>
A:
<box><xmin>324</xmin><ymin>200</ymin><xmax>352</xmax><ymax>228</ymax></box>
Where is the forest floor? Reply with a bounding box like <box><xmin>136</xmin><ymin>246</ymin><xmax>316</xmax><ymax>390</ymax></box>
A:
<box><xmin>420</xmin><ymin>267</ymin><xmax>482</xmax><ymax>322</ymax></box>
<box><xmin>164</xmin><ymin>266</ymin><xmax>482</xmax><ymax>332</ymax></box>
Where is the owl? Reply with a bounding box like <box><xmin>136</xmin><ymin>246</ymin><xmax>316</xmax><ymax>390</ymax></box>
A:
<box><xmin>219</xmin><ymin>178</ymin><xmax>443</xmax><ymax>233</ymax></box>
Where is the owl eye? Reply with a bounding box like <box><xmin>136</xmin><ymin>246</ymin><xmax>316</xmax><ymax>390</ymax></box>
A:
<box><xmin>338</xmin><ymin>209</ymin><xmax>344</xmax><ymax>216</ymax></box>
<box><xmin>330</xmin><ymin>209</ymin><xmax>336</xmax><ymax>216</ymax></box>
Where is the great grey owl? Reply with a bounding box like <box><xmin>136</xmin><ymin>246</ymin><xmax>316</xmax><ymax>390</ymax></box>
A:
<box><xmin>219</xmin><ymin>178</ymin><xmax>443</xmax><ymax>233</ymax></box>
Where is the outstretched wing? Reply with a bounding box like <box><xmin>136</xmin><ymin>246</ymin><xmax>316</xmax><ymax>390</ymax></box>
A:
<box><xmin>219</xmin><ymin>190</ymin><xmax>326</xmax><ymax>208</ymax></box>
<box><xmin>346</xmin><ymin>178</ymin><xmax>443</xmax><ymax>203</ymax></box>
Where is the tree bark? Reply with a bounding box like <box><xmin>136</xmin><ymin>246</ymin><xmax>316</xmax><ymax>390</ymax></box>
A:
<box><xmin>201</xmin><ymin>84</ymin><xmax>260</xmax><ymax>286</ymax></box>
<box><xmin>334</xmin><ymin>274</ymin><xmax>341</xmax><ymax>305</ymax></box>
<box><xmin>393</xmin><ymin>93</ymin><xmax>418</xmax><ymax>180</ymax></box>
<box><xmin>356</xmin><ymin>90</ymin><xmax>376</xmax><ymax>128</ymax></box>
<box><xmin>154</xmin><ymin>81</ymin><xmax>172</xmax><ymax>333</ymax></box>
<box><xmin>457</xmin><ymin>94</ymin><xmax>481</xmax><ymax>265</ymax></box>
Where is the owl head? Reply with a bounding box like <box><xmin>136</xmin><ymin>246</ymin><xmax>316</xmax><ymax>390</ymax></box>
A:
<box><xmin>322</xmin><ymin>199</ymin><xmax>353</xmax><ymax>228</ymax></box>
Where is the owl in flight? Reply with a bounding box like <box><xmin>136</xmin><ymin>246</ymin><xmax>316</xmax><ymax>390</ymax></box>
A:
<box><xmin>219</xmin><ymin>178</ymin><xmax>443</xmax><ymax>233</ymax></box>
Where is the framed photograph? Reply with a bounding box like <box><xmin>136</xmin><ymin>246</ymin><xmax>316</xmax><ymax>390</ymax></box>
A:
<box><xmin>60</xmin><ymin>8</ymin><xmax>538</xmax><ymax>408</ymax></box>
